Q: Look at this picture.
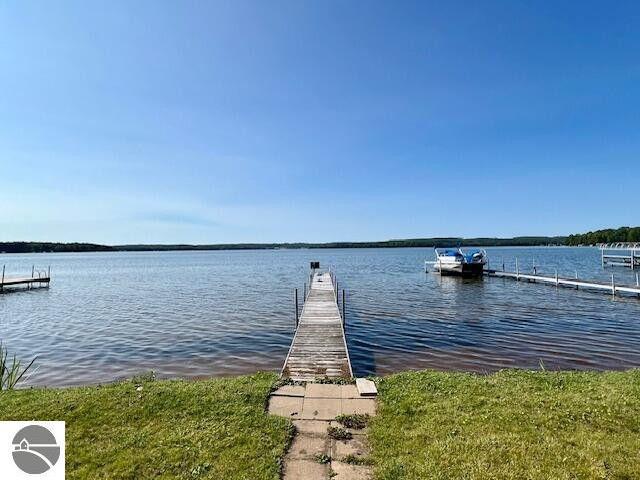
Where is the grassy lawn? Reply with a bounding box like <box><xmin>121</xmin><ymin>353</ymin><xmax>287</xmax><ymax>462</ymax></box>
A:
<box><xmin>370</xmin><ymin>369</ymin><xmax>640</xmax><ymax>480</ymax></box>
<box><xmin>0</xmin><ymin>372</ymin><xmax>292</xmax><ymax>480</ymax></box>
<box><xmin>3</xmin><ymin>369</ymin><xmax>639</xmax><ymax>479</ymax></box>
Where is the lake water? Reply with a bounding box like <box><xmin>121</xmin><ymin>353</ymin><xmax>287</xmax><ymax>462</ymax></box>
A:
<box><xmin>1</xmin><ymin>247</ymin><xmax>639</xmax><ymax>387</ymax></box>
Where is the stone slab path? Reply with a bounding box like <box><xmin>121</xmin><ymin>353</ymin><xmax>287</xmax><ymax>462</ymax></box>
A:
<box><xmin>269</xmin><ymin>383</ymin><xmax>376</xmax><ymax>480</ymax></box>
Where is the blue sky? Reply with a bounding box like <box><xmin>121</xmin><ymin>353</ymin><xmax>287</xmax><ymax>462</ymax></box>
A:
<box><xmin>1</xmin><ymin>1</ymin><xmax>638</xmax><ymax>244</ymax></box>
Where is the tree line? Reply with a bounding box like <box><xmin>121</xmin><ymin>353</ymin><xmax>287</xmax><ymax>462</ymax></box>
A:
<box><xmin>2</xmin><ymin>229</ymin><xmax>637</xmax><ymax>253</ymax></box>
<box><xmin>566</xmin><ymin>226</ymin><xmax>640</xmax><ymax>246</ymax></box>
<box><xmin>1</xmin><ymin>236</ymin><xmax>566</xmax><ymax>253</ymax></box>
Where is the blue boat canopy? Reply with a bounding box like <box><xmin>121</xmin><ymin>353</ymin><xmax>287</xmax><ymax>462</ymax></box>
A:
<box><xmin>463</xmin><ymin>249</ymin><xmax>483</xmax><ymax>263</ymax></box>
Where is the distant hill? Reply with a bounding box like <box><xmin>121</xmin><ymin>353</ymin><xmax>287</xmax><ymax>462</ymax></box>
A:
<box><xmin>1</xmin><ymin>236</ymin><xmax>567</xmax><ymax>254</ymax></box>
<box><xmin>566</xmin><ymin>226</ymin><xmax>640</xmax><ymax>245</ymax></box>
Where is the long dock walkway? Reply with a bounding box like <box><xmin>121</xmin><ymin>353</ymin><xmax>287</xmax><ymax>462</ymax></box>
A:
<box><xmin>281</xmin><ymin>271</ymin><xmax>352</xmax><ymax>381</ymax></box>
<box><xmin>485</xmin><ymin>269</ymin><xmax>640</xmax><ymax>296</ymax></box>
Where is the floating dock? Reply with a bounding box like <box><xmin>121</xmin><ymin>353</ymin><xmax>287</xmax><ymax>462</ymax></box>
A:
<box><xmin>0</xmin><ymin>265</ymin><xmax>51</xmax><ymax>292</ymax></box>
<box><xmin>485</xmin><ymin>268</ymin><xmax>640</xmax><ymax>297</ymax></box>
<box><xmin>600</xmin><ymin>243</ymin><xmax>640</xmax><ymax>269</ymax></box>
<box><xmin>281</xmin><ymin>269</ymin><xmax>352</xmax><ymax>381</ymax></box>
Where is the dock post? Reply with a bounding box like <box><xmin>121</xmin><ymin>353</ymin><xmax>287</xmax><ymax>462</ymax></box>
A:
<box><xmin>1</xmin><ymin>265</ymin><xmax>4</xmax><ymax>292</ymax></box>
<box><xmin>601</xmin><ymin>248</ymin><xmax>605</xmax><ymax>268</ymax></box>
<box><xmin>342</xmin><ymin>289</ymin><xmax>346</xmax><ymax>327</ymax></box>
<box><xmin>515</xmin><ymin>258</ymin><xmax>519</xmax><ymax>280</ymax></box>
<box><xmin>555</xmin><ymin>268</ymin><xmax>559</xmax><ymax>287</ymax></box>
<box><xmin>303</xmin><ymin>283</ymin><xmax>307</xmax><ymax>301</ymax></box>
<box><xmin>294</xmin><ymin>288</ymin><xmax>299</xmax><ymax>328</ymax></box>
<box><xmin>502</xmin><ymin>258</ymin><xmax>505</xmax><ymax>272</ymax></box>
<box><xmin>636</xmin><ymin>272</ymin><xmax>639</xmax><ymax>287</ymax></box>
<box><xmin>575</xmin><ymin>270</ymin><xmax>579</xmax><ymax>289</ymax></box>
<box><xmin>611</xmin><ymin>274</ymin><xmax>616</xmax><ymax>297</ymax></box>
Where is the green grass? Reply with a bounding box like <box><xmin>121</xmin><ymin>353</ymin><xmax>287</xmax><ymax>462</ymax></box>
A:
<box><xmin>0</xmin><ymin>372</ymin><xmax>292</xmax><ymax>480</ymax></box>
<box><xmin>3</xmin><ymin>369</ymin><xmax>639</xmax><ymax>479</ymax></box>
<box><xmin>370</xmin><ymin>369</ymin><xmax>640</xmax><ymax>480</ymax></box>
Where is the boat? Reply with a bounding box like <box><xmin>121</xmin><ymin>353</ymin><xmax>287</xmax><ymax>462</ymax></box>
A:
<box><xmin>427</xmin><ymin>247</ymin><xmax>487</xmax><ymax>277</ymax></box>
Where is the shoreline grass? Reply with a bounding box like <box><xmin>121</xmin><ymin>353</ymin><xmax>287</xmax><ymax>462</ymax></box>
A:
<box><xmin>0</xmin><ymin>372</ymin><xmax>292</xmax><ymax>480</ymax></box>
<box><xmin>2</xmin><ymin>369</ymin><xmax>639</xmax><ymax>479</ymax></box>
<box><xmin>370</xmin><ymin>369</ymin><xmax>640</xmax><ymax>479</ymax></box>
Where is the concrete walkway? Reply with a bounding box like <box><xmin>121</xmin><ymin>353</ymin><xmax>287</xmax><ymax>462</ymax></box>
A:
<box><xmin>269</xmin><ymin>383</ymin><xmax>376</xmax><ymax>480</ymax></box>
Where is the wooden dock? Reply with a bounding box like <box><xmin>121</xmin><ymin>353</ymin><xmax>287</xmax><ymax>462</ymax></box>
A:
<box><xmin>1</xmin><ymin>265</ymin><xmax>51</xmax><ymax>292</ymax></box>
<box><xmin>485</xmin><ymin>268</ymin><xmax>640</xmax><ymax>297</ymax></box>
<box><xmin>281</xmin><ymin>270</ymin><xmax>352</xmax><ymax>381</ymax></box>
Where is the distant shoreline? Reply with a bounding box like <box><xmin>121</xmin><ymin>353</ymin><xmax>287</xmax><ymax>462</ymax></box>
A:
<box><xmin>5</xmin><ymin>226</ymin><xmax>636</xmax><ymax>253</ymax></box>
<box><xmin>0</xmin><ymin>237</ymin><xmax>569</xmax><ymax>254</ymax></box>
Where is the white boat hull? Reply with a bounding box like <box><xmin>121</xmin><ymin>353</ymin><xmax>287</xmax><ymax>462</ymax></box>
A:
<box><xmin>435</xmin><ymin>262</ymin><xmax>485</xmax><ymax>276</ymax></box>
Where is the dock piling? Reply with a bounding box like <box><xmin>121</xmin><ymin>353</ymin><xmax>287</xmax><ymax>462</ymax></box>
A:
<box><xmin>294</xmin><ymin>288</ymin><xmax>299</xmax><ymax>328</ymax></box>
<box><xmin>516</xmin><ymin>258</ymin><xmax>519</xmax><ymax>280</ymax></box>
<box><xmin>611</xmin><ymin>274</ymin><xmax>616</xmax><ymax>297</ymax></box>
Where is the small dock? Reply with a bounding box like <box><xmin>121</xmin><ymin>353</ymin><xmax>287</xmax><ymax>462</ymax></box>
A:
<box><xmin>485</xmin><ymin>268</ymin><xmax>640</xmax><ymax>297</ymax></box>
<box><xmin>1</xmin><ymin>265</ymin><xmax>51</xmax><ymax>292</ymax></box>
<box><xmin>600</xmin><ymin>243</ymin><xmax>640</xmax><ymax>269</ymax></box>
<box><xmin>281</xmin><ymin>268</ymin><xmax>352</xmax><ymax>381</ymax></box>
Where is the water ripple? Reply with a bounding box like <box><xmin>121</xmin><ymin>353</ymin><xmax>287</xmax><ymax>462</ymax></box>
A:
<box><xmin>1</xmin><ymin>247</ymin><xmax>639</xmax><ymax>386</ymax></box>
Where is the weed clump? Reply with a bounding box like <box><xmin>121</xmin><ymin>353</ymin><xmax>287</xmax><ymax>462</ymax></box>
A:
<box><xmin>342</xmin><ymin>454</ymin><xmax>373</xmax><ymax>466</ymax></box>
<box><xmin>314</xmin><ymin>453</ymin><xmax>330</xmax><ymax>464</ymax></box>
<box><xmin>335</xmin><ymin>414</ymin><xmax>370</xmax><ymax>430</ymax></box>
<box><xmin>327</xmin><ymin>426</ymin><xmax>352</xmax><ymax>441</ymax></box>
<box><xmin>314</xmin><ymin>376</ymin><xmax>353</xmax><ymax>385</ymax></box>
